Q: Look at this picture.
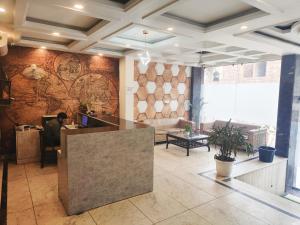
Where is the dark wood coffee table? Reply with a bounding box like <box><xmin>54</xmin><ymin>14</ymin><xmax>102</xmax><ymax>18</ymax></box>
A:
<box><xmin>166</xmin><ymin>132</ymin><xmax>210</xmax><ymax>156</ymax></box>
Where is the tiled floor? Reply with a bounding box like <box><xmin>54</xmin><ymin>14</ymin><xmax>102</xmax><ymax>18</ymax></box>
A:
<box><xmin>5</xmin><ymin>144</ymin><xmax>300</xmax><ymax>225</ymax></box>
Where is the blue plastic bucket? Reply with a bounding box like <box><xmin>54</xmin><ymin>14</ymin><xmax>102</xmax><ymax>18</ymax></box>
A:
<box><xmin>258</xmin><ymin>146</ymin><xmax>276</xmax><ymax>163</ymax></box>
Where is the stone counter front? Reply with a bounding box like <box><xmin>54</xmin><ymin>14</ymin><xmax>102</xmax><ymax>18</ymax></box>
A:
<box><xmin>58</xmin><ymin>121</ymin><xmax>154</xmax><ymax>215</ymax></box>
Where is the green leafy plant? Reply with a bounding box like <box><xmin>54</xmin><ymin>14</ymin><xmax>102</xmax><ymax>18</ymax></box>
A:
<box><xmin>79</xmin><ymin>102</ymin><xmax>88</xmax><ymax>113</ymax></box>
<box><xmin>208</xmin><ymin>120</ymin><xmax>253</xmax><ymax>162</ymax></box>
<box><xmin>184</xmin><ymin>124</ymin><xmax>192</xmax><ymax>133</ymax></box>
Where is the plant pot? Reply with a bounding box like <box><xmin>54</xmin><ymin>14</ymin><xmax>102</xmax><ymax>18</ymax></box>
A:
<box><xmin>258</xmin><ymin>146</ymin><xmax>276</xmax><ymax>163</ymax></box>
<box><xmin>215</xmin><ymin>159</ymin><xmax>234</xmax><ymax>177</ymax></box>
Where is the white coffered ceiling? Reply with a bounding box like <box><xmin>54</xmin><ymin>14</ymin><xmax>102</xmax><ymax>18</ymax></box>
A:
<box><xmin>1</xmin><ymin>0</ymin><xmax>300</xmax><ymax>66</ymax></box>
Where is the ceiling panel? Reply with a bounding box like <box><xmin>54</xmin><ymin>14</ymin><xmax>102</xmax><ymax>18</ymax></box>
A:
<box><xmin>93</xmin><ymin>43</ymin><xmax>129</xmax><ymax>52</ymax></box>
<box><xmin>27</xmin><ymin>3</ymin><xmax>101</xmax><ymax>31</ymax></box>
<box><xmin>21</xmin><ymin>31</ymin><xmax>73</xmax><ymax>45</ymax></box>
<box><xmin>164</xmin><ymin>0</ymin><xmax>256</xmax><ymax>26</ymax></box>
<box><xmin>116</xmin><ymin>25</ymin><xmax>174</xmax><ymax>44</ymax></box>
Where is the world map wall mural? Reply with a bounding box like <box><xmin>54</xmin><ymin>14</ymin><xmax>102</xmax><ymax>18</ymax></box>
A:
<box><xmin>0</xmin><ymin>46</ymin><xmax>119</xmax><ymax>151</ymax></box>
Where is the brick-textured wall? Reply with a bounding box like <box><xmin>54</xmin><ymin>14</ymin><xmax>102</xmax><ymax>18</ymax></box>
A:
<box><xmin>134</xmin><ymin>61</ymin><xmax>191</xmax><ymax>121</ymax></box>
<box><xmin>0</xmin><ymin>46</ymin><xmax>119</xmax><ymax>152</ymax></box>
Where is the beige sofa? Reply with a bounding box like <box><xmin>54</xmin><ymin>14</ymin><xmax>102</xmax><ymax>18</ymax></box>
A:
<box><xmin>201</xmin><ymin>120</ymin><xmax>267</xmax><ymax>150</ymax></box>
<box><xmin>143</xmin><ymin>118</ymin><xmax>195</xmax><ymax>143</ymax></box>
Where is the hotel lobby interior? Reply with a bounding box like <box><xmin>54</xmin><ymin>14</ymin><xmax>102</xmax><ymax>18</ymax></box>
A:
<box><xmin>1</xmin><ymin>0</ymin><xmax>300</xmax><ymax>224</ymax></box>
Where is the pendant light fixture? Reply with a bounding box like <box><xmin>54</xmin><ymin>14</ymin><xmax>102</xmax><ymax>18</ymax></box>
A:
<box><xmin>139</xmin><ymin>30</ymin><xmax>151</xmax><ymax>66</ymax></box>
<box><xmin>199</xmin><ymin>51</ymin><xmax>205</xmax><ymax>69</ymax></box>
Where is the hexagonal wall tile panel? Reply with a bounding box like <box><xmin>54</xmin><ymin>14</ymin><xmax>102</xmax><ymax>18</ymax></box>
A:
<box><xmin>178</xmin><ymin>95</ymin><xmax>185</xmax><ymax>104</ymax></box>
<box><xmin>184</xmin><ymin>87</ymin><xmax>190</xmax><ymax>99</ymax></box>
<box><xmin>177</xmin><ymin>83</ymin><xmax>186</xmax><ymax>95</ymax></box>
<box><xmin>138</xmin><ymin>61</ymin><xmax>149</xmax><ymax>74</ymax></box>
<box><xmin>156</xmin><ymin>76</ymin><xmax>164</xmax><ymax>87</ymax></box>
<box><xmin>170</xmin><ymin>88</ymin><xmax>179</xmax><ymax>99</ymax></box>
<box><xmin>171</xmin><ymin>64</ymin><xmax>179</xmax><ymax>76</ymax></box>
<box><xmin>163</xmin><ymin>82</ymin><xmax>172</xmax><ymax>94</ymax></box>
<box><xmin>137</xmin><ymin>75</ymin><xmax>147</xmax><ymax>87</ymax></box>
<box><xmin>155</xmin><ymin>63</ymin><xmax>165</xmax><ymax>75</ymax></box>
<box><xmin>163</xmin><ymin>70</ymin><xmax>172</xmax><ymax>82</ymax></box>
<box><xmin>170</xmin><ymin>100</ymin><xmax>178</xmax><ymax>111</ymax></box>
<box><xmin>147</xmin><ymin>94</ymin><xmax>156</xmax><ymax>105</ymax></box>
<box><xmin>154</xmin><ymin>87</ymin><xmax>164</xmax><ymax>100</ymax></box>
<box><xmin>146</xmin><ymin>66</ymin><xmax>156</xmax><ymax>81</ymax></box>
<box><xmin>170</xmin><ymin>111</ymin><xmax>178</xmax><ymax>118</ymax></box>
<box><xmin>136</xmin><ymin>87</ymin><xmax>148</xmax><ymax>100</ymax></box>
<box><xmin>184</xmin><ymin>100</ymin><xmax>191</xmax><ymax>111</ymax></box>
<box><xmin>185</xmin><ymin>66</ymin><xmax>191</xmax><ymax>77</ymax></box>
<box><xmin>155</xmin><ymin>112</ymin><xmax>163</xmax><ymax>119</ymax></box>
<box><xmin>154</xmin><ymin>101</ymin><xmax>164</xmax><ymax>112</ymax></box>
<box><xmin>137</xmin><ymin>113</ymin><xmax>147</xmax><ymax>121</ymax></box>
<box><xmin>171</xmin><ymin>77</ymin><xmax>179</xmax><ymax>88</ymax></box>
<box><xmin>177</xmin><ymin>105</ymin><xmax>185</xmax><ymax>117</ymax></box>
<box><xmin>178</xmin><ymin>71</ymin><xmax>186</xmax><ymax>82</ymax></box>
<box><xmin>146</xmin><ymin>81</ymin><xmax>156</xmax><ymax>94</ymax></box>
<box><xmin>133</xmin><ymin>81</ymin><xmax>139</xmax><ymax>93</ymax></box>
<box><xmin>146</xmin><ymin>105</ymin><xmax>156</xmax><ymax>118</ymax></box>
<box><xmin>163</xmin><ymin>94</ymin><xmax>171</xmax><ymax>104</ymax></box>
<box><xmin>162</xmin><ymin>104</ymin><xmax>171</xmax><ymax>117</ymax></box>
<box><xmin>137</xmin><ymin>101</ymin><xmax>148</xmax><ymax>113</ymax></box>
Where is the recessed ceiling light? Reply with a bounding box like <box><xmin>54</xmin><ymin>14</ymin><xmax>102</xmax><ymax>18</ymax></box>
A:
<box><xmin>174</xmin><ymin>43</ymin><xmax>179</xmax><ymax>47</ymax></box>
<box><xmin>98</xmin><ymin>53</ymin><xmax>103</xmax><ymax>56</ymax></box>
<box><xmin>41</xmin><ymin>46</ymin><xmax>46</xmax><ymax>49</ymax></box>
<box><xmin>52</xmin><ymin>32</ymin><xmax>60</xmax><ymax>36</ymax></box>
<box><xmin>0</xmin><ymin>7</ymin><xmax>6</xmax><ymax>13</ymax></box>
<box><xmin>74</xmin><ymin>4</ymin><xmax>84</xmax><ymax>9</ymax></box>
<box><xmin>167</xmin><ymin>27</ymin><xmax>174</xmax><ymax>31</ymax></box>
<box><xmin>240</xmin><ymin>25</ymin><xmax>248</xmax><ymax>30</ymax></box>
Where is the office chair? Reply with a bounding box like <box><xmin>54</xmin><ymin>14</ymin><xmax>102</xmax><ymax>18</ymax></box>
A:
<box><xmin>40</xmin><ymin>116</ymin><xmax>59</xmax><ymax>168</ymax></box>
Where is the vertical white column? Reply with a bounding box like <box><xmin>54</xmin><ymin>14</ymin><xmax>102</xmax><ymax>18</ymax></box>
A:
<box><xmin>119</xmin><ymin>56</ymin><xmax>134</xmax><ymax>121</ymax></box>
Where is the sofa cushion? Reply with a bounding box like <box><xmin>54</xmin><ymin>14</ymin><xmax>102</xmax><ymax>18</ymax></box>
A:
<box><xmin>144</xmin><ymin>118</ymin><xmax>180</xmax><ymax>129</ymax></box>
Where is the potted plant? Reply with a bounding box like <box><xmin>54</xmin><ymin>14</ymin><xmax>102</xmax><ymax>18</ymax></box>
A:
<box><xmin>208</xmin><ymin>120</ymin><xmax>253</xmax><ymax>177</ymax></box>
<box><xmin>79</xmin><ymin>102</ymin><xmax>88</xmax><ymax>113</ymax></box>
<box><xmin>184</xmin><ymin>124</ymin><xmax>192</xmax><ymax>136</ymax></box>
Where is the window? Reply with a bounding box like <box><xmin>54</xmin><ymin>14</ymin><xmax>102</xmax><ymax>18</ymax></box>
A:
<box><xmin>243</xmin><ymin>64</ymin><xmax>253</xmax><ymax>77</ymax></box>
<box><xmin>213</xmin><ymin>71</ymin><xmax>220</xmax><ymax>81</ymax></box>
<box><xmin>255</xmin><ymin>62</ymin><xmax>267</xmax><ymax>77</ymax></box>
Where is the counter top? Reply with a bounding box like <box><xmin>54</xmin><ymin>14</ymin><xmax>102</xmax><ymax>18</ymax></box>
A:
<box><xmin>62</xmin><ymin>113</ymin><xmax>150</xmax><ymax>135</ymax></box>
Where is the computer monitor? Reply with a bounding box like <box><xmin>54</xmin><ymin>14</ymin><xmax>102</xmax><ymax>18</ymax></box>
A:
<box><xmin>81</xmin><ymin>115</ymin><xmax>88</xmax><ymax>127</ymax></box>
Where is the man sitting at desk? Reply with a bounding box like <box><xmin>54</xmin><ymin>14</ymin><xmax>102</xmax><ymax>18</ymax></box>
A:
<box><xmin>44</xmin><ymin>112</ymin><xmax>67</xmax><ymax>147</ymax></box>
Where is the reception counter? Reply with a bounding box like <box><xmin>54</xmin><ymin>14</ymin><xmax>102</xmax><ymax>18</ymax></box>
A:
<box><xmin>58</xmin><ymin>113</ymin><xmax>154</xmax><ymax>215</ymax></box>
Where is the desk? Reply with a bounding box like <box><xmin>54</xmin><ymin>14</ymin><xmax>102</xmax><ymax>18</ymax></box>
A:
<box><xmin>58</xmin><ymin>114</ymin><xmax>154</xmax><ymax>215</ymax></box>
<box><xmin>16</xmin><ymin>129</ymin><xmax>40</xmax><ymax>164</ymax></box>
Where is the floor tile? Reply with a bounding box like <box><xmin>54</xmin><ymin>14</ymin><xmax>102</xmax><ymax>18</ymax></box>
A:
<box><xmin>8</xmin><ymin>179</ymin><xmax>33</xmax><ymax>213</ymax></box>
<box><xmin>155</xmin><ymin>211</ymin><xmax>211</xmax><ymax>225</ymax></box>
<box><xmin>28</xmin><ymin>173</ymin><xmax>59</xmax><ymax>206</ymax></box>
<box><xmin>155</xmin><ymin>175</ymin><xmax>215</xmax><ymax>208</ymax></box>
<box><xmin>192</xmin><ymin>199</ymin><xmax>268</xmax><ymax>225</ymax></box>
<box><xmin>34</xmin><ymin>201</ymin><xmax>96</xmax><ymax>225</ymax></box>
<box><xmin>8</xmin><ymin>163</ymin><xmax>26</xmax><ymax>182</ymax></box>
<box><xmin>24</xmin><ymin>163</ymin><xmax>57</xmax><ymax>178</ymax></box>
<box><xmin>7</xmin><ymin>208</ymin><xmax>37</xmax><ymax>225</ymax></box>
<box><xmin>175</xmin><ymin>172</ymin><xmax>233</xmax><ymax>198</ymax></box>
<box><xmin>130</xmin><ymin>191</ymin><xmax>187</xmax><ymax>223</ymax></box>
<box><xmin>220</xmin><ymin>193</ymin><xmax>300</xmax><ymax>225</ymax></box>
<box><xmin>89</xmin><ymin>199</ymin><xmax>152</xmax><ymax>225</ymax></box>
